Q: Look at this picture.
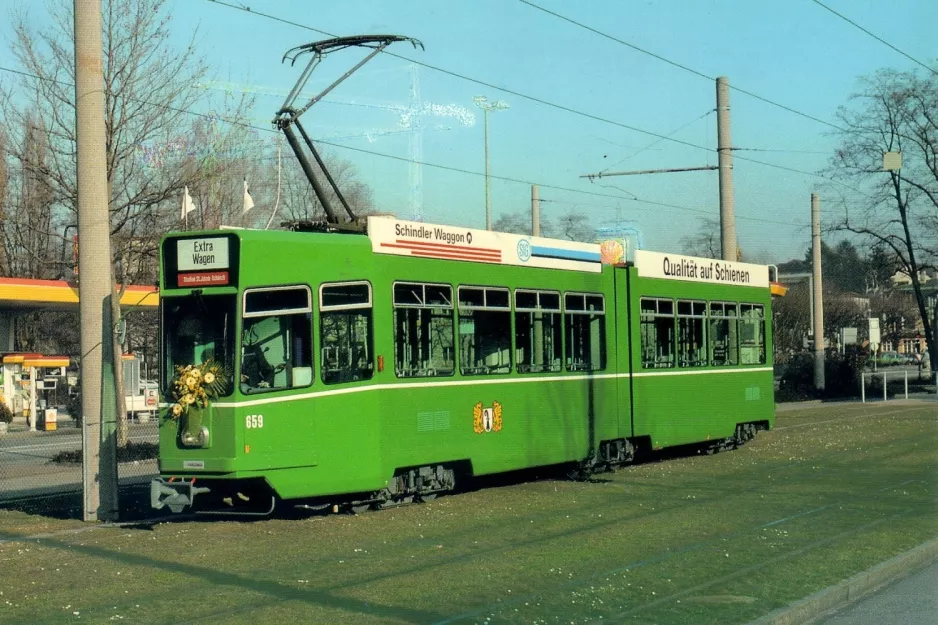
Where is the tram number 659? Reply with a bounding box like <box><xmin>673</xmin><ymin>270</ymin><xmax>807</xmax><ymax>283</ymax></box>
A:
<box><xmin>245</xmin><ymin>414</ymin><xmax>264</xmax><ymax>429</ymax></box>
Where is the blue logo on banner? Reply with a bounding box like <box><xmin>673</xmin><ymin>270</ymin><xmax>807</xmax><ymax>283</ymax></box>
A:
<box><xmin>517</xmin><ymin>239</ymin><xmax>532</xmax><ymax>262</ymax></box>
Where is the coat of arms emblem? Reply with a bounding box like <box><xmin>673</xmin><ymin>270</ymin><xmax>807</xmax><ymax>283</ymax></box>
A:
<box><xmin>473</xmin><ymin>401</ymin><xmax>503</xmax><ymax>433</ymax></box>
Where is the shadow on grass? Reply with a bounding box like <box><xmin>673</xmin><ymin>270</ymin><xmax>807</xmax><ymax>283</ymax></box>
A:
<box><xmin>0</xmin><ymin>483</ymin><xmax>174</xmax><ymax>524</ymax></box>
<box><xmin>0</xmin><ymin>512</ymin><xmax>449</xmax><ymax>624</ymax></box>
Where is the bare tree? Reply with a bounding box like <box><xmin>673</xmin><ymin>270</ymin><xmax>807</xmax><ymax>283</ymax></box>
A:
<box><xmin>0</xmin><ymin>0</ymin><xmax>256</xmax><ymax>443</ymax></box>
<box><xmin>492</xmin><ymin>211</ymin><xmax>532</xmax><ymax>235</ymax></box>
<box><xmin>272</xmin><ymin>148</ymin><xmax>374</xmax><ymax>226</ymax></box>
<box><xmin>678</xmin><ymin>218</ymin><xmax>721</xmax><ymax>259</ymax></box>
<box><xmin>491</xmin><ymin>208</ymin><xmax>595</xmax><ymax>242</ymax></box>
<box><xmin>827</xmin><ymin>67</ymin><xmax>938</xmax><ymax>377</ymax></box>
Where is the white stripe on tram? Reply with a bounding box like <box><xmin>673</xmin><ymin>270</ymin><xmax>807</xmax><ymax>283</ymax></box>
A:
<box><xmin>159</xmin><ymin>366</ymin><xmax>772</xmax><ymax>409</ymax></box>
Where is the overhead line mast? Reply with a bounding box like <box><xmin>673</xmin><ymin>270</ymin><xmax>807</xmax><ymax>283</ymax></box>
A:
<box><xmin>273</xmin><ymin>35</ymin><xmax>424</xmax><ymax>230</ymax></box>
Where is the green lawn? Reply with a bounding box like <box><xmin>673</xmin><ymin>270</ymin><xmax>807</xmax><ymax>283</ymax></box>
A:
<box><xmin>1</xmin><ymin>401</ymin><xmax>936</xmax><ymax>624</ymax></box>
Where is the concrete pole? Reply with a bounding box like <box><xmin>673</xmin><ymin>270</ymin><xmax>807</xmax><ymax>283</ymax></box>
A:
<box><xmin>531</xmin><ymin>184</ymin><xmax>540</xmax><ymax>237</ymax></box>
<box><xmin>811</xmin><ymin>193</ymin><xmax>825</xmax><ymax>391</ymax></box>
<box><xmin>28</xmin><ymin>367</ymin><xmax>36</xmax><ymax>432</ymax></box>
<box><xmin>483</xmin><ymin>109</ymin><xmax>491</xmax><ymax>231</ymax></box>
<box><xmin>75</xmin><ymin>0</ymin><xmax>119</xmax><ymax>522</ymax></box>
<box><xmin>716</xmin><ymin>76</ymin><xmax>737</xmax><ymax>262</ymax></box>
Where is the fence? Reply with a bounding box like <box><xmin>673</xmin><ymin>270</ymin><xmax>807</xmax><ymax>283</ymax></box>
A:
<box><xmin>860</xmin><ymin>370</ymin><xmax>910</xmax><ymax>403</ymax></box>
<box><xmin>0</xmin><ymin>409</ymin><xmax>158</xmax><ymax>519</ymax></box>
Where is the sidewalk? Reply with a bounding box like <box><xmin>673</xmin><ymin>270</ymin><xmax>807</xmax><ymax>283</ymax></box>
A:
<box><xmin>751</xmin><ymin>539</ymin><xmax>938</xmax><ymax>625</ymax></box>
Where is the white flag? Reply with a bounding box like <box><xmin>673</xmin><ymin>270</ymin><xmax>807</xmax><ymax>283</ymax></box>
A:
<box><xmin>243</xmin><ymin>179</ymin><xmax>254</xmax><ymax>213</ymax></box>
<box><xmin>180</xmin><ymin>186</ymin><xmax>196</xmax><ymax>220</ymax></box>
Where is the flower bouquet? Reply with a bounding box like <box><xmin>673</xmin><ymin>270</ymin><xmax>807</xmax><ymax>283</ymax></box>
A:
<box><xmin>169</xmin><ymin>360</ymin><xmax>227</xmax><ymax>442</ymax></box>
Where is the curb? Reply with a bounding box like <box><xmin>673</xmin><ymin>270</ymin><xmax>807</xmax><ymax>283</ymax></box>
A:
<box><xmin>750</xmin><ymin>538</ymin><xmax>938</xmax><ymax>625</ymax></box>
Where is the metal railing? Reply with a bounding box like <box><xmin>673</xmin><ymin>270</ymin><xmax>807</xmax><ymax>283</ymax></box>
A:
<box><xmin>861</xmin><ymin>370</ymin><xmax>909</xmax><ymax>403</ymax></box>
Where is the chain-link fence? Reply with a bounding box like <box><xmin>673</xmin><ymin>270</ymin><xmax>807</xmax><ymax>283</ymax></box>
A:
<box><xmin>0</xmin><ymin>409</ymin><xmax>159</xmax><ymax>519</ymax></box>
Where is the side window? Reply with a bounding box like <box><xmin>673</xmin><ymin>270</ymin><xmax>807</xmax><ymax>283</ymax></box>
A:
<box><xmin>393</xmin><ymin>282</ymin><xmax>455</xmax><ymax>377</ymax></box>
<box><xmin>241</xmin><ymin>286</ymin><xmax>313</xmax><ymax>394</ymax></box>
<box><xmin>458</xmin><ymin>286</ymin><xmax>512</xmax><ymax>375</ymax></box>
<box><xmin>739</xmin><ymin>303</ymin><xmax>766</xmax><ymax>364</ymax></box>
<box><xmin>515</xmin><ymin>290</ymin><xmax>562</xmax><ymax>373</ymax></box>
<box><xmin>319</xmin><ymin>282</ymin><xmax>374</xmax><ymax>384</ymax></box>
<box><xmin>677</xmin><ymin>300</ymin><xmax>707</xmax><ymax>368</ymax></box>
<box><xmin>565</xmin><ymin>293</ymin><xmax>606</xmax><ymax>371</ymax></box>
<box><xmin>640</xmin><ymin>297</ymin><xmax>675</xmax><ymax>369</ymax></box>
<box><xmin>709</xmin><ymin>301</ymin><xmax>739</xmax><ymax>366</ymax></box>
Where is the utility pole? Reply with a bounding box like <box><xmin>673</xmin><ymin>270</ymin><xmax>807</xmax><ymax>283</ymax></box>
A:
<box><xmin>75</xmin><ymin>0</ymin><xmax>119</xmax><ymax>522</ymax></box>
<box><xmin>716</xmin><ymin>76</ymin><xmax>737</xmax><ymax>262</ymax></box>
<box><xmin>531</xmin><ymin>184</ymin><xmax>540</xmax><ymax>236</ymax></box>
<box><xmin>811</xmin><ymin>193</ymin><xmax>825</xmax><ymax>391</ymax></box>
<box><xmin>473</xmin><ymin>96</ymin><xmax>509</xmax><ymax>230</ymax></box>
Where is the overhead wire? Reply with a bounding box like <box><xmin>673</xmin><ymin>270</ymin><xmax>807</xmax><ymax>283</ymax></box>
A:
<box><xmin>0</xmin><ymin>9</ymin><xmax>828</xmax><ymax>229</ymax></box>
<box><xmin>202</xmin><ymin>0</ymin><xmax>867</xmax><ymax>196</ymax></box>
<box><xmin>0</xmin><ymin>63</ymin><xmax>744</xmax><ymax>223</ymax></box>
<box><xmin>516</xmin><ymin>0</ymin><xmax>853</xmax><ymax>134</ymax></box>
<box><xmin>599</xmin><ymin>109</ymin><xmax>714</xmax><ymax>174</ymax></box>
<box><xmin>811</xmin><ymin>0</ymin><xmax>938</xmax><ymax>77</ymax></box>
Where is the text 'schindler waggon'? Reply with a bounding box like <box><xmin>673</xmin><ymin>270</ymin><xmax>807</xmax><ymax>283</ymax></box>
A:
<box><xmin>151</xmin><ymin>216</ymin><xmax>775</xmax><ymax>514</ymax></box>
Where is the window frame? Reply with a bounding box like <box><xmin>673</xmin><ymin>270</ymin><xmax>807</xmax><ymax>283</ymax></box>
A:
<box><xmin>243</xmin><ymin>284</ymin><xmax>312</xmax><ymax>318</ymax></box>
<box><xmin>676</xmin><ymin>299</ymin><xmax>707</xmax><ymax>368</ymax></box>
<box><xmin>318</xmin><ymin>280</ymin><xmax>375</xmax><ymax>385</ymax></box>
<box><xmin>319</xmin><ymin>280</ymin><xmax>373</xmax><ymax>312</ymax></box>
<box><xmin>514</xmin><ymin>288</ymin><xmax>563</xmax><ymax>374</ymax></box>
<box><xmin>239</xmin><ymin>285</ymin><xmax>314</xmax><ymax>394</ymax></box>
<box><xmin>564</xmin><ymin>291</ymin><xmax>607</xmax><ymax>372</ymax></box>
<box><xmin>639</xmin><ymin>296</ymin><xmax>676</xmax><ymax>370</ymax></box>
<box><xmin>738</xmin><ymin>302</ymin><xmax>767</xmax><ymax>365</ymax></box>
<box><xmin>392</xmin><ymin>281</ymin><xmax>456</xmax><ymax>378</ymax></box>
<box><xmin>708</xmin><ymin>300</ymin><xmax>740</xmax><ymax>366</ymax></box>
<box><xmin>457</xmin><ymin>285</ymin><xmax>513</xmax><ymax>376</ymax></box>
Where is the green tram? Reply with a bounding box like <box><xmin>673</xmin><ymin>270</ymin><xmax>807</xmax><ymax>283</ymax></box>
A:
<box><xmin>152</xmin><ymin>216</ymin><xmax>775</xmax><ymax>514</ymax></box>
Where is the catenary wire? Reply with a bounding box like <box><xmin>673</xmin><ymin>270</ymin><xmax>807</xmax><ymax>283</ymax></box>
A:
<box><xmin>0</xmin><ymin>53</ymin><xmax>826</xmax><ymax>229</ymax></box>
<box><xmin>515</xmin><ymin>0</ymin><xmax>853</xmax><ymax>134</ymax></box>
<box><xmin>201</xmin><ymin>0</ymin><xmax>871</xmax><ymax>197</ymax></box>
<box><xmin>811</xmin><ymin>0</ymin><xmax>938</xmax><ymax>77</ymax></box>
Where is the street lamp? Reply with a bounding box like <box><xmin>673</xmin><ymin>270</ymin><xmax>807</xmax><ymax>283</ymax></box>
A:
<box><xmin>473</xmin><ymin>95</ymin><xmax>509</xmax><ymax>230</ymax></box>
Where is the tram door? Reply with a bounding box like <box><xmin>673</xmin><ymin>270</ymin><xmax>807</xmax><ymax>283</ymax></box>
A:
<box><xmin>614</xmin><ymin>266</ymin><xmax>635</xmax><ymax>439</ymax></box>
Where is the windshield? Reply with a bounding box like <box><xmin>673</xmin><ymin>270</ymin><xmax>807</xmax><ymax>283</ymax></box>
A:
<box><xmin>161</xmin><ymin>294</ymin><xmax>235</xmax><ymax>396</ymax></box>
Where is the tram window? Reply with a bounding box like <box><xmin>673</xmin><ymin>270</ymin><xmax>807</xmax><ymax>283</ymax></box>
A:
<box><xmin>240</xmin><ymin>286</ymin><xmax>313</xmax><ymax>394</ymax></box>
<box><xmin>640</xmin><ymin>297</ymin><xmax>675</xmax><ymax>369</ymax></box>
<box><xmin>709</xmin><ymin>301</ymin><xmax>739</xmax><ymax>366</ymax></box>
<box><xmin>458</xmin><ymin>286</ymin><xmax>512</xmax><ymax>375</ymax></box>
<box><xmin>319</xmin><ymin>282</ymin><xmax>374</xmax><ymax>384</ymax></box>
<box><xmin>565</xmin><ymin>293</ymin><xmax>606</xmax><ymax>371</ymax></box>
<box><xmin>677</xmin><ymin>300</ymin><xmax>707</xmax><ymax>368</ymax></box>
<box><xmin>393</xmin><ymin>282</ymin><xmax>455</xmax><ymax>378</ymax></box>
<box><xmin>739</xmin><ymin>303</ymin><xmax>766</xmax><ymax>364</ymax></box>
<box><xmin>515</xmin><ymin>289</ymin><xmax>562</xmax><ymax>373</ymax></box>
<box><xmin>163</xmin><ymin>294</ymin><xmax>235</xmax><ymax>397</ymax></box>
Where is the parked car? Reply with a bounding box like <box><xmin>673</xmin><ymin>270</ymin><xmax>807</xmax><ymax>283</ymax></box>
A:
<box><xmin>875</xmin><ymin>351</ymin><xmax>906</xmax><ymax>366</ymax></box>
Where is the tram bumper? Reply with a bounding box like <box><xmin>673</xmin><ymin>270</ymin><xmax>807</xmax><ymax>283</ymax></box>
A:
<box><xmin>151</xmin><ymin>478</ymin><xmax>210</xmax><ymax>513</ymax></box>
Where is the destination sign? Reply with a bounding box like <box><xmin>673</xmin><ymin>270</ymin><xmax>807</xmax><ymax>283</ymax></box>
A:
<box><xmin>178</xmin><ymin>271</ymin><xmax>230</xmax><ymax>287</ymax></box>
<box><xmin>177</xmin><ymin>237</ymin><xmax>230</xmax><ymax>271</ymax></box>
<box><xmin>634</xmin><ymin>249</ymin><xmax>769</xmax><ymax>288</ymax></box>
<box><xmin>368</xmin><ymin>216</ymin><xmax>602</xmax><ymax>273</ymax></box>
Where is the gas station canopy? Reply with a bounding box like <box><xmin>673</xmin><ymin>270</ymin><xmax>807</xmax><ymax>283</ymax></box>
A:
<box><xmin>0</xmin><ymin>277</ymin><xmax>158</xmax><ymax>312</ymax></box>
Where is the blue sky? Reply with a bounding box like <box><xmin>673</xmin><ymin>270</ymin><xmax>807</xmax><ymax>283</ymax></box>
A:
<box><xmin>5</xmin><ymin>0</ymin><xmax>937</xmax><ymax>263</ymax></box>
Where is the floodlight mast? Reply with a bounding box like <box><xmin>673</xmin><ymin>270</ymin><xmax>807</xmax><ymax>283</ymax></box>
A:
<box><xmin>273</xmin><ymin>35</ymin><xmax>424</xmax><ymax>228</ymax></box>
